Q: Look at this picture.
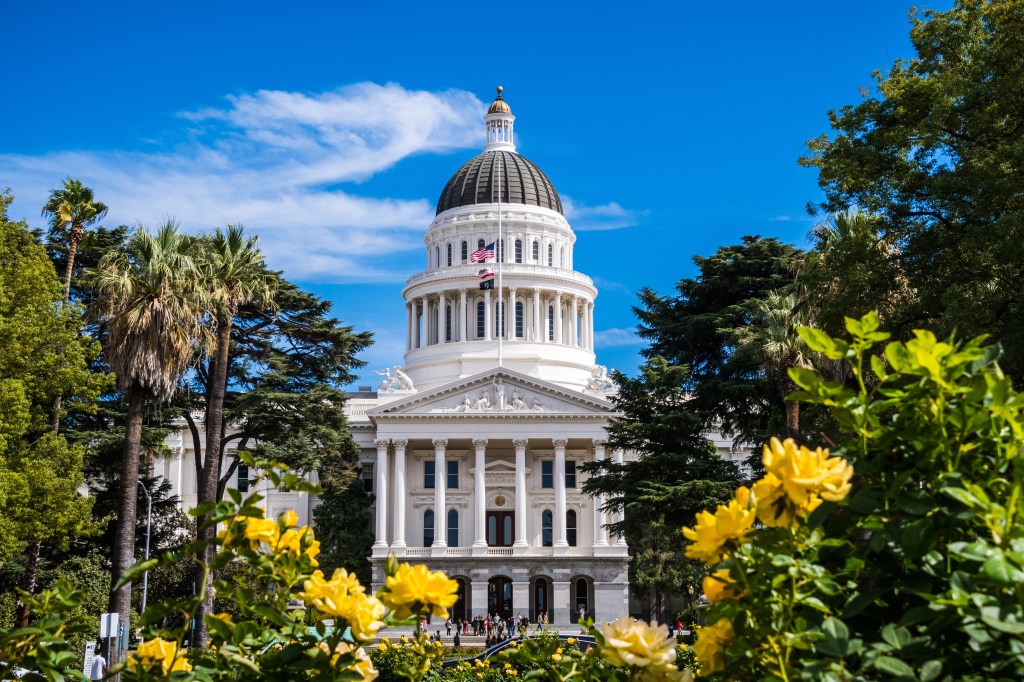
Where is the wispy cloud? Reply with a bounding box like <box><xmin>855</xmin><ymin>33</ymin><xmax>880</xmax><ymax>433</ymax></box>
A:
<box><xmin>594</xmin><ymin>327</ymin><xmax>644</xmax><ymax>348</ymax></box>
<box><xmin>2</xmin><ymin>83</ymin><xmax>485</xmax><ymax>282</ymax></box>
<box><xmin>563</xmin><ymin>196</ymin><xmax>646</xmax><ymax>231</ymax></box>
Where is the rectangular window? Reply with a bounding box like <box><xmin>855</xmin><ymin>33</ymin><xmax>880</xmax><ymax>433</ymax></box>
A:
<box><xmin>541</xmin><ymin>460</ymin><xmax>553</xmax><ymax>488</ymax></box>
<box><xmin>515</xmin><ymin>301</ymin><xmax>523</xmax><ymax>338</ymax></box>
<box><xmin>424</xmin><ymin>460</ymin><xmax>435</xmax><ymax>489</ymax></box>
<box><xmin>237</xmin><ymin>462</ymin><xmax>250</xmax><ymax>493</ymax></box>
<box><xmin>360</xmin><ymin>463</ymin><xmax>374</xmax><ymax>493</ymax></box>
<box><xmin>447</xmin><ymin>459</ymin><xmax>459</xmax><ymax>489</ymax></box>
<box><xmin>565</xmin><ymin>460</ymin><xmax>577</xmax><ymax>488</ymax></box>
<box><xmin>461</xmin><ymin>241</ymin><xmax>468</xmax><ymax>262</ymax></box>
<box><xmin>477</xmin><ymin>301</ymin><xmax>485</xmax><ymax>338</ymax></box>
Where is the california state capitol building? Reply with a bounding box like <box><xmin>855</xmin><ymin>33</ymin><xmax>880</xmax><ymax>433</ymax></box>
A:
<box><xmin>156</xmin><ymin>88</ymin><xmax>747</xmax><ymax>623</ymax></box>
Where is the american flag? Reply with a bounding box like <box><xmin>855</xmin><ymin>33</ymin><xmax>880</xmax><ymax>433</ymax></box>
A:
<box><xmin>470</xmin><ymin>242</ymin><xmax>495</xmax><ymax>263</ymax></box>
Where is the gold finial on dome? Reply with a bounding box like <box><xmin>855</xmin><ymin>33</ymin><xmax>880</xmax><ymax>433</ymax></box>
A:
<box><xmin>488</xmin><ymin>86</ymin><xmax>511</xmax><ymax>114</ymax></box>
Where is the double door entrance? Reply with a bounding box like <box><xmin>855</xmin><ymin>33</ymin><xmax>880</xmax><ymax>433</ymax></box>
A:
<box><xmin>487</xmin><ymin>577</ymin><xmax>513</xmax><ymax>620</ymax></box>
<box><xmin>487</xmin><ymin>510</ymin><xmax>514</xmax><ymax>546</ymax></box>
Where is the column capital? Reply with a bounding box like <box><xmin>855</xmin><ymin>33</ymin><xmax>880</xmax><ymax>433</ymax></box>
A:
<box><xmin>533</xmin><ymin>286</ymin><xmax>541</xmax><ymax>293</ymax></box>
<box><xmin>510</xmin><ymin>285</ymin><xmax>517</xmax><ymax>293</ymax></box>
<box><xmin>432</xmin><ymin>438</ymin><xmax>448</xmax><ymax>450</ymax></box>
<box><xmin>473</xmin><ymin>438</ymin><xmax>488</xmax><ymax>448</ymax></box>
<box><xmin>392</xmin><ymin>439</ymin><xmax>408</xmax><ymax>449</ymax></box>
<box><xmin>552</xmin><ymin>438</ymin><xmax>568</xmax><ymax>449</ymax></box>
<box><xmin>374</xmin><ymin>439</ymin><xmax>390</xmax><ymax>449</ymax></box>
<box><xmin>512</xmin><ymin>438</ymin><xmax>529</xmax><ymax>449</ymax></box>
<box><xmin>592</xmin><ymin>438</ymin><xmax>607</xmax><ymax>448</ymax></box>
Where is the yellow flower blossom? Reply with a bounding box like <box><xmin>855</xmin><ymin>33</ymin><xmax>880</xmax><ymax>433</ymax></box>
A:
<box><xmin>129</xmin><ymin>637</ymin><xmax>191</xmax><ymax>674</ymax></box>
<box><xmin>509</xmin><ymin>670</ymin><xmax>518</xmax><ymax>677</ymax></box>
<box><xmin>682</xmin><ymin>488</ymin><xmax>756</xmax><ymax>564</ymax></box>
<box><xmin>381</xmin><ymin>563</ymin><xmax>459</xmax><ymax>619</ymax></box>
<box><xmin>556</xmin><ymin>647</ymin><xmax>563</xmax><ymax>654</ymax></box>
<box><xmin>566</xmin><ymin>637</ymin><xmax>575</xmax><ymax>645</ymax></box>
<box><xmin>280</xmin><ymin>509</ymin><xmax>298</xmax><ymax>528</ymax></box>
<box><xmin>763</xmin><ymin>438</ymin><xmax>853</xmax><ymax>505</ymax></box>
<box><xmin>599</xmin><ymin>615</ymin><xmax>679</xmax><ymax>674</ymax></box>
<box><xmin>318</xmin><ymin>642</ymin><xmax>377</xmax><ymax>681</ymax></box>
<box><xmin>702</xmin><ymin>569</ymin><xmax>743</xmax><ymax>603</ymax></box>
<box><xmin>551</xmin><ymin>653</ymin><xmax>562</xmax><ymax>661</ymax></box>
<box><xmin>401</xmin><ymin>635</ymin><xmax>409</xmax><ymax>643</ymax></box>
<box><xmin>244</xmin><ymin>517</ymin><xmax>280</xmax><ymax>548</ymax></box>
<box><xmin>298</xmin><ymin>569</ymin><xmax>385</xmax><ymax>640</ymax></box>
<box><xmin>210</xmin><ymin>611</ymin><xmax>233</xmax><ymax>623</ymax></box>
<box><xmin>692</xmin><ymin>619</ymin><xmax>734</xmax><ymax>676</ymax></box>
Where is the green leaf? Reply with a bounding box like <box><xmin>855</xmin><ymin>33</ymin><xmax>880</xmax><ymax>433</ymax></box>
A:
<box><xmin>873</xmin><ymin>655</ymin><xmax>915</xmax><ymax>677</ymax></box>
<box><xmin>919</xmin><ymin>660</ymin><xmax>942</xmax><ymax>682</ymax></box>
<box><xmin>981</xmin><ymin>554</ymin><xmax>1024</xmax><ymax>584</ymax></box>
<box><xmin>112</xmin><ymin>558</ymin><xmax>160</xmax><ymax>591</ymax></box>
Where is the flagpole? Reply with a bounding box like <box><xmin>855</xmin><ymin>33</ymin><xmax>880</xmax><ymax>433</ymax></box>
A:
<box><xmin>497</xmin><ymin>153</ymin><xmax>503</xmax><ymax>368</ymax></box>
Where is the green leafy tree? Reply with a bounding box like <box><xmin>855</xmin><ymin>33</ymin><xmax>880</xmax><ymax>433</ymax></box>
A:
<box><xmin>801</xmin><ymin>0</ymin><xmax>1024</xmax><ymax>380</ymax></box>
<box><xmin>313</xmin><ymin>464</ymin><xmax>375</xmax><ymax>586</ymax></box>
<box><xmin>0</xmin><ymin>190</ymin><xmax>107</xmax><ymax>625</ymax></box>
<box><xmin>634</xmin><ymin>236</ymin><xmax>804</xmax><ymax>445</ymax></box>
<box><xmin>90</xmin><ymin>222</ymin><xmax>207</xmax><ymax>630</ymax></box>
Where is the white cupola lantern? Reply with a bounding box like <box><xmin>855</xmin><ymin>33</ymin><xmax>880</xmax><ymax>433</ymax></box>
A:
<box><xmin>484</xmin><ymin>86</ymin><xmax>516</xmax><ymax>152</ymax></box>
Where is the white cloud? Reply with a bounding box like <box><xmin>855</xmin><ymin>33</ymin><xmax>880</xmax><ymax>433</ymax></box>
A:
<box><xmin>562</xmin><ymin>196</ymin><xmax>646</xmax><ymax>231</ymax></box>
<box><xmin>594</xmin><ymin>327</ymin><xmax>643</xmax><ymax>348</ymax></box>
<box><xmin>2</xmin><ymin>83</ymin><xmax>485</xmax><ymax>282</ymax></box>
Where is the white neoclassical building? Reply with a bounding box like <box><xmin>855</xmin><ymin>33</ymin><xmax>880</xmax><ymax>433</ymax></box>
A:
<box><xmin>348</xmin><ymin>88</ymin><xmax>631</xmax><ymax>624</ymax></box>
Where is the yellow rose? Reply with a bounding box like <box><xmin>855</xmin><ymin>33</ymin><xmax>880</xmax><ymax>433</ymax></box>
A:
<box><xmin>130</xmin><ymin>637</ymin><xmax>191</xmax><ymax>674</ymax></box>
<box><xmin>599</xmin><ymin>615</ymin><xmax>679</xmax><ymax>673</ymax></box>
<box><xmin>682</xmin><ymin>489</ymin><xmax>756</xmax><ymax>564</ymax></box>
<box><xmin>751</xmin><ymin>474</ymin><xmax>803</xmax><ymax>528</ymax></box>
<box><xmin>298</xmin><ymin>569</ymin><xmax>385</xmax><ymax>640</ymax></box>
<box><xmin>551</xmin><ymin>653</ymin><xmax>562</xmax><ymax>661</ymax></box>
<box><xmin>320</xmin><ymin>642</ymin><xmax>377</xmax><ymax>681</ymax></box>
<box><xmin>763</xmin><ymin>438</ymin><xmax>853</xmax><ymax>506</ymax></box>
<box><xmin>280</xmin><ymin>509</ymin><xmax>298</xmax><ymax>528</ymax></box>
<box><xmin>692</xmin><ymin>619</ymin><xmax>734</xmax><ymax>675</ymax></box>
<box><xmin>702</xmin><ymin>569</ymin><xmax>743</xmax><ymax>603</ymax></box>
<box><xmin>381</xmin><ymin>563</ymin><xmax>459</xmax><ymax>619</ymax></box>
<box><xmin>244</xmin><ymin>517</ymin><xmax>280</xmax><ymax>548</ymax></box>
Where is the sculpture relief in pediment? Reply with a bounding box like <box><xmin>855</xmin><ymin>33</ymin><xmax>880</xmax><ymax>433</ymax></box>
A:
<box><xmin>430</xmin><ymin>377</ymin><xmax>561</xmax><ymax>413</ymax></box>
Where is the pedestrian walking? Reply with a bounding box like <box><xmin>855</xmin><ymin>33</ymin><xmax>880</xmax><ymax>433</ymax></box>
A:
<box><xmin>89</xmin><ymin>645</ymin><xmax>107</xmax><ymax>681</ymax></box>
<box><xmin>445</xmin><ymin>618</ymin><xmax>452</xmax><ymax>636</ymax></box>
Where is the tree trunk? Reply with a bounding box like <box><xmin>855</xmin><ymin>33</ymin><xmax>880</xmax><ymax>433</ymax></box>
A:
<box><xmin>109</xmin><ymin>386</ymin><xmax>146</xmax><ymax>629</ymax></box>
<box><xmin>13</xmin><ymin>541</ymin><xmax>42</xmax><ymax>626</ymax></box>
<box><xmin>194</xmin><ymin>320</ymin><xmax>232</xmax><ymax>648</ymax></box>
<box><xmin>785</xmin><ymin>400</ymin><xmax>800</xmax><ymax>440</ymax></box>
<box><xmin>62</xmin><ymin>235</ymin><xmax>79</xmax><ymax>305</ymax></box>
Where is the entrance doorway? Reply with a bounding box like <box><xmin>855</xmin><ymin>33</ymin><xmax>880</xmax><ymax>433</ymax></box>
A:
<box><xmin>488</xmin><ymin>576</ymin><xmax>513</xmax><ymax>619</ymax></box>
<box><xmin>453</xmin><ymin>577</ymin><xmax>469</xmax><ymax>622</ymax></box>
<box><xmin>487</xmin><ymin>511</ymin><xmax>514</xmax><ymax>546</ymax></box>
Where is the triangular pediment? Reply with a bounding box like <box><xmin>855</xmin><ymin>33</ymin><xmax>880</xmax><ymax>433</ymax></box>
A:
<box><xmin>366</xmin><ymin>368</ymin><xmax>616</xmax><ymax>420</ymax></box>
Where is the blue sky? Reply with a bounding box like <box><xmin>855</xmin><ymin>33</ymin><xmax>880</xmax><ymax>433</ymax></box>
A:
<box><xmin>3</xmin><ymin>1</ymin><xmax>947</xmax><ymax>386</ymax></box>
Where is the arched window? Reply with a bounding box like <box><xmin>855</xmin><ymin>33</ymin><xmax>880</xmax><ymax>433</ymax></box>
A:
<box><xmin>447</xmin><ymin>509</ymin><xmax>459</xmax><ymax>547</ymax></box>
<box><xmin>548</xmin><ymin>305</ymin><xmax>554</xmax><ymax>341</ymax></box>
<box><xmin>461</xmin><ymin>241</ymin><xmax>468</xmax><ymax>263</ymax></box>
<box><xmin>532</xmin><ymin>240</ymin><xmax>539</xmax><ymax>261</ymax></box>
<box><xmin>476</xmin><ymin>301</ymin><xmax>485</xmax><ymax>338</ymax></box>
<box><xmin>424</xmin><ymin>510</ymin><xmax>434</xmax><ymax>547</ymax></box>
<box><xmin>447</xmin><ymin>243</ymin><xmax>452</xmax><ymax>267</ymax></box>
<box><xmin>547</xmin><ymin>243</ymin><xmax>553</xmax><ymax>266</ymax></box>
<box><xmin>478</xmin><ymin>238</ymin><xmax>485</xmax><ymax>250</ymax></box>
<box><xmin>514</xmin><ymin>239</ymin><xmax>523</xmax><ymax>263</ymax></box>
<box><xmin>445</xmin><ymin>305</ymin><xmax>452</xmax><ymax>342</ymax></box>
<box><xmin>574</xmin><ymin>578</ymin><xmax>589</xmax><ymax>619</ymax></box>
<box><xmin>515</xmin><ymin>301</ymin><xmax>523</xmax><ymax>338</ymax></box>
<box><xmin>542</xmin><ymin>510</ymin><xmax>553</xmax><ymax>547</ymax></box>
<box><xmin>495</xmin><ymin>301</ymin><xmax>504</xmax><ymax>337</ymax></box>
<box><xmin>567</xmin><ymin>510</ymin><xmax>577</xmax><ymax>547</ymax></box>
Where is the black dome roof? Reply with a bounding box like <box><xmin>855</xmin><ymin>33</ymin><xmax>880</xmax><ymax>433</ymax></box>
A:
<box><xmin>436</xmin><ymin>151</ymin><xmax>562</xmax><ymax>215</ymax></box>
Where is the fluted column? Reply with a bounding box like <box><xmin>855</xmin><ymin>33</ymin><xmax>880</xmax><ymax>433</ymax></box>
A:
<box><xmin>593</xmin><ymin>439</ymin><xmax>608</xmax><ymax>546</ymax></box>
<box><xmin>484</xmin><ymin>290</ymin><xmax>492</xmax><ymax>341</ymax></box>
<box><xmin>392</xmin><ymin>439</ymin><xmax>408</xmax><ymax>549</ymax></box>
<box><xmin>571</xmin><ymin>295</ymin><xmax>579</xmax><ymax>347</ymax></box>
<box><xmin>508</xmin><ymin>287</ymin><xmax>516</xmax><ymax>339</ymax></box>
<box><xmin>587</xmin><ymin>302</ymin><xmax>594</xmax><ymax>351</ymax></box>
<box><xmin>473</xmin><ymin>439</ymin><xmax>488</xmax><ymax>550</ymax></box>
<box><xmin>437</xmin><ymin>291</ymin><xmax>446</xmax><ymax>343</ymax></box>
<box><xmin>513</xmin><ymin>439</ymin><xmax>528</xmax><ymax>548</ymax></box>
<box><xmin>554</xmin><ymin>439</ymin><xmax>568</xmax><ymax>547</ymax></box>
<box><xmin>459</xmin><ymin>289</ymin><xmax>468</xmax><ymax>342</ymax></box>
<box><xmin>433</xmin><ymin>439</ymin><xmax>448</xmax><ymax>549</ymax></box>
<box><xmin>373</xmin><ymin>439</ymin><xmax>389</xmax><ymax>549</ymax></box>
<box><xmin>612</xmin><ymin>447</ymin><xmax>627</xmax><ymax>546</ymax></box>
<box><xmin>533</xmin><ymin>287</ymin><xmax>541</xmax><ymax>342</ymax></box>
<box><xmin>406</xmin><ymin>302</ymin><xmax>413</xmax><ymax>351</ymax></box>
<box><xmin>413</xmin><ymin>299</ymin><xmax>421</xmax><ymax>349</ymax></box>
<box><xmin>554</xmin><ymin>293</ymin><xmax>563</xmax><ymax>345</ymax></box>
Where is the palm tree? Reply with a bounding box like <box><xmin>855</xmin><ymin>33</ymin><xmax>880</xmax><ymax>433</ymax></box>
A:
<box><xmin>89</xmin><ymin>222</ymin><xmax>208</xmax><ymax>628</ymax></box>
<box><xmin>41</xmin><ymin>178</ymin><xmax>108</xmax><ymax>304</ymax></box>
<box><xmin>732</xmin><ymin>291</ymin><xmax>813</xmax><ymax>439</ymax></box>
<box><xmin>192</xmin><ymin>225</ymin><xmax>275</xmax><ymax>647</ymax></box>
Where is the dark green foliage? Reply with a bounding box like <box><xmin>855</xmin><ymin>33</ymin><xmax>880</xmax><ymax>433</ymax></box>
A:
<box><xmin>312</xmin><ymin>468</ymin><xmax>374</xmax><ymax>587</ymax></box>
<box><xmin>634</xmin><ymin>236</ymin><xmax>804</xmax><ymax>445</ymax></box>
<box><xmin>801</xmin><ymin>0</ymin><xmax>1024</xmax><ymax>381</ymax></box>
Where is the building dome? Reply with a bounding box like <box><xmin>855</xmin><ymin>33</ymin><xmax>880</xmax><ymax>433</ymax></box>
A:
<box><xmin>435</xmin><ymin>150</ymin><xmax>563</xmax><ymax>215</ymax></box>
<box><xmin>488</xmin><ymin>86</ymin><xmax>511</xmax><ymax>114</ymax></box>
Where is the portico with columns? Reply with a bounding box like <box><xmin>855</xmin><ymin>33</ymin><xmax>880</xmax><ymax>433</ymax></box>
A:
<box><xmin>347</xmin><ymin>88</ymin><xmax>631</xmax><ymax>624</ymax></box>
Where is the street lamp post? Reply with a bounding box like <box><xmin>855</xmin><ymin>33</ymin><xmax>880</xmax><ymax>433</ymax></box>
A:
<box><xmin>137</xmin><ymin>480</ymin><xmax>152</xmax><ymax>613</ymax></box>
